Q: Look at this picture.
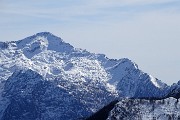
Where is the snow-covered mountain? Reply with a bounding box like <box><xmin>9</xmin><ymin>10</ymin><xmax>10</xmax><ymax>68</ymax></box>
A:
<box><xmin>107</xmin><ymin>97</ymin><xmax>180</xmax><ymax>120</ymax></box>
<box><xmin>1</xmin><ymin>69</ymin><xmax>117</xmax><ymax>120</ymax></box>
<box><xmin>0</xmin><ymin>32</ymin><xmax>177</xmax><ymax>119</ymax></box>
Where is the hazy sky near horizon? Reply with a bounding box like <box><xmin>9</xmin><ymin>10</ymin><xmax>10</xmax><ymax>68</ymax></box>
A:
<box><xmin>0</xmin><ymin>0</ymin><xmax>180</xmax><ymax>85</ymax></box>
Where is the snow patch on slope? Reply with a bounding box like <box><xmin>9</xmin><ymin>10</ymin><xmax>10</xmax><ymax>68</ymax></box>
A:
<box><xmin>149</xmin><ymin>75</ymin><xmax>167</xmax><ymax>89</ymax></box>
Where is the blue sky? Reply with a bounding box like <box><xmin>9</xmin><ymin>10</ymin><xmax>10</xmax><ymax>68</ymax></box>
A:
<box><xmin>0</xmin><ymin>0</ymin><xmax>180</xmax><ymax>85</ymax></box>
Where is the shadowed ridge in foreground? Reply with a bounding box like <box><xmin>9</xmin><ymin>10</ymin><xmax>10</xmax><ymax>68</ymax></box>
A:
<box><xmin>86</xmin><ymin>100</ymin><xmax>119</xmax><ymax>120</ymax></box>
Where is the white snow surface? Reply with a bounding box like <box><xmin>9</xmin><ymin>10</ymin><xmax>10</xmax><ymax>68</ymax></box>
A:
<box><xmin>149</xmin><ymin>75</ymin><xmax>166</xmax><ymax>88</ymax></box>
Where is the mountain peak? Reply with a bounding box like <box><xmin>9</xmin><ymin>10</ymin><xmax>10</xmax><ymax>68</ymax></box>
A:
<box><xmin>34</xmin><ymin>32</ymin><xmax>63</xmax><ymax>42</ymax></box>
<box><xmin>35</xmin><ymin>31</ymin><xmax>54</xmax><ymax>36</ymax></box>
<box><xmin>15</xmin><ymin>32</ymin><xmax>74</xmax><ymax>58</ymax></box>
<box><xmin>17</xmin><ymin>32</ymin><xmax>63</xmax><ymax>46</ymax></box>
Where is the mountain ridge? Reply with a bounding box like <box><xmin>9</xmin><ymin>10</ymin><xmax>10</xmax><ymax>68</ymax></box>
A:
<box><xmin>0</xmin><ymin>32</ymin><xmax>179</xmax><ymax>120</ymax></box>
